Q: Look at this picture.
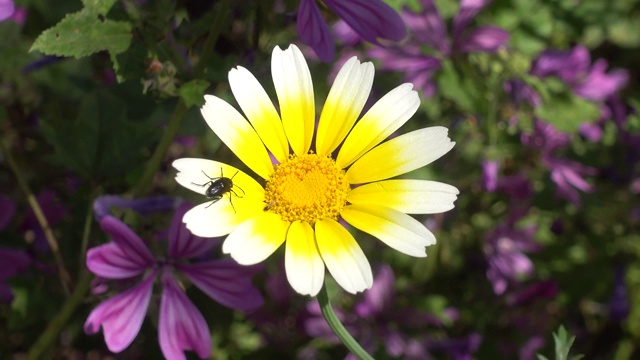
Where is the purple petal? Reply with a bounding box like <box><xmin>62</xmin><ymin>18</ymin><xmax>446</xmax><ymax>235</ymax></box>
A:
<box><xmin>0</xmin><ymin>194</ymin><xmax>16</xmax><ymax>230</ymax></box>
<box><xmin>177</xmin><ymin>259</ymin><xmax>264</xmax><ymax>311</ymax></box>
<box><xmin>532</xmin><ymin>46</ymin><xmax>590</xmax><ymax>82</ymax></box>
<box><xmin>93</xmin><ymin>195</ymin><xmax>179</xmax><ymax>221</ymax></box>
<box><xmin>456</xmin><ymin>26</ymin><xmax>509</xmax><ymax>53</ymax></box>
<box><xmin>452</xmin><ymin>0</ymin><xmax>491</xmax><ymax>42</ymax></box>
<box><xmin>168</xmin><ymin>202</ymin><xmax>219</xmax><ymax>260</ymax></box>
<box><xmin>0</xmin><ymin>0</ymin><xmax>15</xmax><ymax>22</ymax></box>
<box><xmin>86</xmin><ymin>242</ymin><xmax>152</xmax><ymax>279</ymax></box>
<box><xmin>482</xmin><ymin>160</ymin><xmax>499</xmax><ymax>191</ymax></box>
<box><xmin>324</xmin><ymin>0</ymin><xmax>406</xmax><ymax>44</ymax></box>
<box><xmin>369</xmin><ymin>46</ymin><xmax>441</xmax><ymax>73</ymax></box>
<box><xmin>84</xmin><ymin>271</ymin><xmax>156</xmax><ymax>353</ymax></box>
<box><xmin>507</xmin><ymin>280</ymin><xmax>559</xmax><ymax>306</ymax></box>
<box><xmin>573</xmin><ymin>60</ymin><xmax>628</xmax><ymax>101</ymax></box>
<box><xmin>0</xmin><ymin>248</ymin><xmax>30</xmax><ymax>280</ymax></box>
<box><xmin>332</xmin><ymin>20</ymin><xmax>362</xmax><ymax>46</ymax></box>
<box><xmin>159</xmin><ymin>272</ymin><xmax>211</xmax><ymax>360</ymax></box>
<box><xmin>356</xmin><ymin>265</ymin><xmax>395</xmax><ymax>317</ymax></box>
<box><xmin>99</xmin><ymin>216</ymin><xmax>155</xmax><ymax>265</ymax></box>
<box><xmin>403</xmin><ymin>0</ymin><xmax>449</xmax><ymax>53</ymax></box>
<box><xmin>297</xmin><ymin>0</ymin><xmax>335</xmax><ymax>62</ymax></box>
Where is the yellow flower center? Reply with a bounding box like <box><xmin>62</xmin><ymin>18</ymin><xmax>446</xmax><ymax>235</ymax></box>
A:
<box><xmin>264</xmin><ymin>153</ymin><xmax>351</xmax><ymax>224</ymax></box>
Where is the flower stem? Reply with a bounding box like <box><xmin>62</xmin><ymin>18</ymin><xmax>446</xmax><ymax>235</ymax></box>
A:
<box><xmin>132</xmin><ymin>99</ymin><xmax>187</xmax><ymax>197</ymax></box>
<box><xmin>317</xmin><ymin>285</ymin><xmax>374</xmax><ymax>360</ymax></box>
<box><xmin>0</xmin><ymin>139</ymin><xmax>71</xmax><ymax>296</ymax></box>
<box><xmin>26</xmin><ymin>271</ymin><xmax>92</xmax><ymax>360</ymax></box>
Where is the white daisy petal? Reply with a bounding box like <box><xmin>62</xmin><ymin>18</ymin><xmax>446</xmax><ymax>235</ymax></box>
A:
<box><xmin>228</xmin><ymin>66</ymin><xmax>289</xmax><ymax>162</ymax></box>
<box><xmin>201</xmin><ymin>95</ymin><xmax>274</xmax><ymax>179</ymax></box>
<box><xmin>316</xmin><ymin>57</ymin><xmax>374</xmax><ymax>156</ymax></box>
<box><xmin>341</xmin><ymin>204</ymin><xmax>436</xmax><ymax>257</ymax></box>
<box><xmin>172</xmin><ymin>158</ymin><xmax>264</xmax><ymax>200</ymax></box>
<box><xmin>182</xmin><ymin>199</ymin><xmax>263</xmax><ymax>238</ymax></box>
<box><xmin>337</xmin><ymin>83</ymin><xmax>420</xmax><ymax>168</ymax></box>
<box><xmin>347</xmin><ymin>179</ymin><xmax>459</xmax><ymax>214</ymax></box>
<box><xmin>271</xmin><ymin>44</ymin><xmax>315</xmax><ymax>156</ymax></box>
<box><xmin>222</xmin><ymin>212</ymin><xmax>289</xmax><ymax>265</ymax></box>
<box><xmin>315</xmin><ymin>218</ymin><xmax>373</xmax><ymax>294</ymax></box>
<box><xmin>346</xmin><ymin>126</ymin><xmax>455</xmax><ymax>184</ymax></box>
<box><xmin>285</xmin><ymin>221</ymin><xmax>325</xmax><ymax>296</ymax></box>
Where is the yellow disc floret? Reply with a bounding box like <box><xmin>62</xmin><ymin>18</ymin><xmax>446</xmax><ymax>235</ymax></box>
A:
<box><xmin>264</xmin><ymin>153</ymin><xmax>351</xmax><ymax>224</ymax></box>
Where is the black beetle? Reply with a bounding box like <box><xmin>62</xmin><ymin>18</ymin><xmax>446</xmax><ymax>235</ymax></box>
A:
<box><xmin>192</xmin><ymin>168</ymin><xmax>245</xmax><ymax>212</ymax></box>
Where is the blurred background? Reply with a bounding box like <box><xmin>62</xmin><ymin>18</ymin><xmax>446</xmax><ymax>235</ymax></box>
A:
<box><xmin>0</xmin><ymin>0</ymin><xmax>639</xmax><ymax>358</ymax></box>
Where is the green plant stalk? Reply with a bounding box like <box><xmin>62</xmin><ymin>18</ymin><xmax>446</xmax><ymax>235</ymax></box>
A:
<box><xmin>0</xmin><ymin>140</ymin><xmax>71</xmax><ymax>295</ymax></box>
<box><xmin>132</xmin><ymin>99</ymin><xmax>187</xmax><ymax>197</ymax></box>
<box><xmin>28</xmin><ymin>191</ymin><xmax>96</xmax><ymax>358</ymax></box>
<box><xmin>317</xmin><ymin>284</ymin><xmax>374</xmax><ymax>360</ymax></box>
<box><xmin>193</xmin><ymin>0</ymin><xmax>232</xmax><ymax>77</ymax></box>
<box><xmin>27</xmin><ymin>271</ymin><xmax>92</xmax><ymax>360</ymax></box>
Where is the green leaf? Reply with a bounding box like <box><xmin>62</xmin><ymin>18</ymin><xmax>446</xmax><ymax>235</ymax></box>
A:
<box><xmin>41</xmin><ymin>90</ymin><xmax>159</xmax><ymax>180</ymax></box>
<box><xmin>81</xmin><ymin>0</ymin><xmax>117</xmax><ymax>15</ymax></box>
<box><xmin>537</xmin><ymin>326</ymin><xmax>584</xmax><ymax>360</ymax></box>
<box><xmin>437</xmin><ymin>60</ymin><xmax>478</xmax><ymax>112</ymax></box>
<box><xmin>534</xmin><ymin>93</ymin><xmax>600</xmax><ymax>133</ymax></box>
<box><xmin>30</xmin><ymin>11</ymin><xmax>131</xmax><ymax>59</ymax></box>
<box><xmin>179</xmin><ymin>79</ymin><xmax>211</xmax><ymax>108</ymax></box>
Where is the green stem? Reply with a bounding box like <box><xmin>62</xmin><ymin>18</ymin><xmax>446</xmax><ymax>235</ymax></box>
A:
<box><xmin>26</xmin><ymin>272</ymin><xmax>92</xmax><ymax>360</ymax></box>
<box><xmin>28</xmin><ymin>191</ymin><xmax>97</xmax><ymax>359</ymax></box>
<box><xmin>0</xmin><ymin>140</ymin><xmax>71</xmax><ymax>295</ymax></box>
<box><xmin>132</xmin><ymin>100</ymin><xmax>187</xmax><ymax>197</ymax></box>
<box><xmin>317</xmin><ymin>285</ymin><xmax>374</xmax><ymax>360</ymax></box>
<box><xmin>193</xmin><ymin>0</ymin><xmax>232</xmax><ymax>77</ymax></box>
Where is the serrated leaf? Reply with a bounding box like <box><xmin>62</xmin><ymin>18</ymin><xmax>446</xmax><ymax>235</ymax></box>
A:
<box><xmin>179</xmin><ymin>79</ymin><xmax>211</xmax><ymax>108</ymax></box>
<box><xmin>30</xmin><ymin>11</ymin><xmax>131</xmax><ymax>59</ymax></box>
<box><xmin>81</xmin><ymin>0</ymin><xmax>117</xmax><ymax>15</ymax></box>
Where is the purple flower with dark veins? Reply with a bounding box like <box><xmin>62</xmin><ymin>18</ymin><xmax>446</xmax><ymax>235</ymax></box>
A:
<box><xmin>297</xmin><ymin>0</ymin><xmax>406</xmax><ymax>62</ymax></box>
<box><xmin>369</xmin><ymin>0</ymin><xmax>509</xmax><ymax>97</ymax></box>
<box><xmin>85</xmin><ymin>200</ymin><xmax>264</xmax><ymax>359</ymax></box>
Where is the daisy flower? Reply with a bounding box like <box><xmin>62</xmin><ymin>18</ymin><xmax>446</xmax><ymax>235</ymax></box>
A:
<box><xmin>173</xmin><ymin>44</ymin><xmax>458</xmax><ymax>296</ymax></box>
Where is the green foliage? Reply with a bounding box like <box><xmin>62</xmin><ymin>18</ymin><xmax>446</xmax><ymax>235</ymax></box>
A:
<box><xmin>179</xmin><ymin>79</ymin><xmax>211</xmax><ymax>108</ymax></box>
<box><xmin>30</xmin><ymin>2</ymin><xmax>131</xmax><ymax>59</ymax></box>
<box><xmin>40</xmin><ymin>90</ymin><xmax>158</xmax><ymax>180</ymax></box>
<box><xmin>537</xmin><ymin>326</ymin><xmax>584</xmax><ymax>360</ymax></box>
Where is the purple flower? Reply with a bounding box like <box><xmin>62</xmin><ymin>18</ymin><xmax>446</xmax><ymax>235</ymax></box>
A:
<box><xmin>304</xmin><ymin>265</ymin><xmax>472</xmax><ymax>359</ymax></box>
<box><xmin>608</xmin><ymin>265</ymin><xmax>629</xmax><ymax>322</ymax></box>
<box><xmin>521</xmin><ymin>119</ymin><xmax>596</xmax><ymax>205</ymax></box>
<box><xmin>506</xmin><ymin>279</ymin><xmax>558</xmax><ymax>306</ymax></box>
<box><xmin>369</xmin><ymin>0</ymin><xmax>508</xmax><ymax>96</ymax></box>
<box><xmin>532</xmin><ymin>45</ymin><xmax>628</xmax><ymax>102</ymax></box>
<box><xmin>482</xmin><ymin>160</ymin><xmax>533</xmax><ymax>200</ymax></box>
<box><xmin>0</xmin><ymin>0</ymin><xmax>15</xmax><ymax>22</ymax></box>
<box><xmin>484</xmin><ymin>221</ymin><xmax>540</xmax><ymax>295</ymax></box>
<box><xmin>544</xmin><ymin>156</ymin><xmax>596</xmax><ymax>206</ymax></box>
<box><xmin>297</xmin><ymin>0</ymin><xmax>406</xmax><ymax>62</ymax></box>
<box><xmin>85</xmin><ymin>201</ymin><xmax>264</xmax><ymax>358</ymax></box>
<box><xmin>0</xmin><ymin>248</ymin><xmax>31</xmax><ymax>303</ymax></box>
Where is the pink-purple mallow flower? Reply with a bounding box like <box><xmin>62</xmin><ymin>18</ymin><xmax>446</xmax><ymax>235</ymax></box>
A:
<box><xmin>484</xmin><ymin>217</ymin><xmax>541</xmax><ymax>295</ymax></box>
<box><xmin>0</xmin><ymin>0</ymin><xmax>14</xmax><ymax>22</ymax></box>
<box><xmin>521</xmin><ymin>119</ymin><xmax>597</xmax><ymax>206</ymax></box>
<box><xmin>297</xmin><ymin>0</ymin><xmax>406</xmax><ymax>62</ymax></box>
<box><xmin>305</xmin><ymin>265</ymin><xmax>480</xmax><ymax>359</ymax></box>
<box><xmin>369</xmin><ymin>0</ymin><xmax>509</xmax><ymax>96</ymax></box>
<box><xmin>84</xmin><ymin>202</ymin><xmax>264</xmax><ymax>359</ymax></box>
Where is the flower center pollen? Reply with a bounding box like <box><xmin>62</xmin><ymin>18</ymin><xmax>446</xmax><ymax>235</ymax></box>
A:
<box><xmin>264</xmin><ymin>153</ymin><xmax>351</xmax><ymax>224</ymax></box>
